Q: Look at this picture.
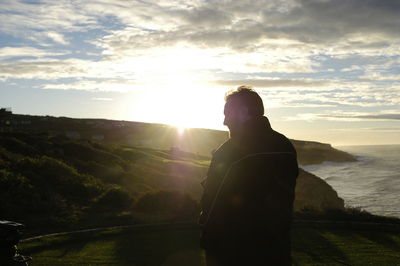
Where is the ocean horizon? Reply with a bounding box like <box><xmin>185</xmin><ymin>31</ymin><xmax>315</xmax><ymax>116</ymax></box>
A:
<box><xmin>303</xmin><ymin>144</ymin><xmax>400</xmax><ymax>218</ymax></box>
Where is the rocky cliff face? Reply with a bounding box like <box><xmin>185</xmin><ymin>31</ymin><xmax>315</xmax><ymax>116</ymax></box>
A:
<box><xmin>294</xmin><ymin>168</ymin><xmax>345</xmax><ymax>211</ymax></box>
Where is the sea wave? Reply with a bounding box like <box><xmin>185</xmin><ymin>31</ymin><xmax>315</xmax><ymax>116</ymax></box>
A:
<box><xmin>304</xmin><ymin>145</ymin><xmax>400</xmax><ymax>218</ymax></box>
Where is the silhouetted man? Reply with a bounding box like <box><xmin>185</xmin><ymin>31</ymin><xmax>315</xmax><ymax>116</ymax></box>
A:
<box><xmin>199</xmin><ymin>86</ymin><xmax>298</xmax><ymax>266</ymax></box>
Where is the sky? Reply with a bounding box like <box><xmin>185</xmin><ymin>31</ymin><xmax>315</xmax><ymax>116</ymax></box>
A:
<box><xmin>1</xmin><ymin>0</ymin><xmax>400</xmax><ymax>146</ymax></box>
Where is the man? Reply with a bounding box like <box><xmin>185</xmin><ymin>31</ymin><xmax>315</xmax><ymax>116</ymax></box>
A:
<box><xmin>199</xmin><ymin>86</ymin><xmax>298</xmax><ymax>266</ymax></box>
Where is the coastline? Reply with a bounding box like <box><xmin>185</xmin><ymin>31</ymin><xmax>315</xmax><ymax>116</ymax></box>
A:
<box><xmin>303</xmin><ymin>145</ymin><xmax>400</xmax><ymax>218</ymax></box>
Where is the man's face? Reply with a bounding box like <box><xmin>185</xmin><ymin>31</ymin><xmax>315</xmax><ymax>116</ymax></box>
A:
<box><xmin>224</xmin><ymin>103</ymin><xmax>234</xmax><ymax>128</ymax></box>
<box><xmin>223</xmin><ymin>100</ymin><xmax>245</xmax><ymax>135</ymax></box>
<box><xmin>223</xmin><ymin>99</ymin><xmax>251</xmax><ymax>137</ymax></box>
<box><xmin>223</xmin><ymin>101</ymin><xmax>235</xmax><ymax>129</ymax></box>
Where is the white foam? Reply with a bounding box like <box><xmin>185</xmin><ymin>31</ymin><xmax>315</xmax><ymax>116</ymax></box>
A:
<box><xmin>304</xmin><ymin>145</ymin><xmax>400</xmax><ymax>218</ymax></box>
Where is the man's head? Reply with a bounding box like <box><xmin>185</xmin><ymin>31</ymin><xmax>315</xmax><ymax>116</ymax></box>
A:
<box><xmin>223</xmin><ymin>85</ymin><xmax>264</xmax><ymax>135</ymax></box>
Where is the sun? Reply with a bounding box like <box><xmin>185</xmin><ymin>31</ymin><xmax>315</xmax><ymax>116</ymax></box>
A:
<box><xmin>119</xmin><ymin>45</ymin><xmax>229</xmax><ymax>130</ymax></box>
<box><xmin>130</xmin><ymin>84</ymin><xmax>226</xmax><ymax>131</ymax></box>
<box><xmin>176</xmin><ymin>125</ymin><xmax>186</xmax><ymax>135</ymax></box>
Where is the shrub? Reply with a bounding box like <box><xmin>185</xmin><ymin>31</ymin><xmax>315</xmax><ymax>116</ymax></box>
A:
<box><xmin>95</xmin><ymin>186</ymin><xmax>134</xmax><ymax>211</ymax></box>
<box><xmin>0</xmin><ymin>169</ymin><xmax>40</xmax><ymax>219</ymax></box>
<box><xmin>61</xmin><ymin>142</ymin><xmax>121</xmax><ymax>165</ymax></box>
<box><xmin>0</xmin><ymin>136</ymin><xmax>37</xmax><ymax>156</ymax></box>
<box><xmin>72</xmin><ymin>160</ymin><xmax>124</xmax><ymax>184</ymax></box>
<box><xmin>134</xmin><ymin>190</ymin><xmax>199</xmax><ymax>220</ymax></box>
<box><xmin>15</xmin><ymin>156</ymin><xmax>103</xmax><ymax>203</ymax></box>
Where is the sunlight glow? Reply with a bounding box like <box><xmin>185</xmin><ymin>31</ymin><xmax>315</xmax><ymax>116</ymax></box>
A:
<box><xmin>106</xmin><ymin>44</ymin><xmax>226</xmax><ymax>130</ymax></box>
<box><xmin>129</xmin><ymin>83</ymin><xmax>226</xmax><ymax>130</ymax></box>
<box><xmin>176</xmin><ymin>126</ymin><xmax>186</xmax><ymax>135</ymax></box>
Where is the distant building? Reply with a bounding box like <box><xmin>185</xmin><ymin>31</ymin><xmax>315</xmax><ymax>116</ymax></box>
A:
<box><xmin>111</xmin><ymin>121</ymin><xmax>126</xmax><ymax>128</ymax></box>
<box><xmin>65</xmin><ymin>131</ymin><xmax>81</xmax><ymax>139</ymax></box>
<box><xmin>0</xmin><ymin>107</ymin><xmax>12</xmax><ymax>116</ymax></box>
<box><xmin>0</xmin><ymin>108</ymin><xmax>13</xmax><ymax>132</ymax></box>
<box><xmin>91</xmin><ymin>134</ymin><xmax>105</xmax><ymax>141</ymax></box>
<box><xmin>132</xmin><ymin>139</ymin><xmax>154</xmax><ymax>146</ymax></box>
<box><xmin>12</xmin><ymin>120</ymin><xmax>31</xmax><ymax>126</ymax></box>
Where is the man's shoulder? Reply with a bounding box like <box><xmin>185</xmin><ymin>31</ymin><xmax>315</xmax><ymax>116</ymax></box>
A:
<box><xmin>269</xmin><ymin>130</ymin><xmax>296</xmax><ymax>153</ymax></box>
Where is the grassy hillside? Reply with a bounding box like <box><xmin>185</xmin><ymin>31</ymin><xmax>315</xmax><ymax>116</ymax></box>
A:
<box><xmin>0</xmin><ymin>131</ymin><xmax>205</xmax><ymax>233</ymax></box>
<box><xmin>1</xmin><ymin>113</ymin><xmax>356</xmax><ymax>164</ymax></box>
<box><xmin>1</xmin><ymin>114</ymin><xmax>227</xmax><ymax>157</ymax></box>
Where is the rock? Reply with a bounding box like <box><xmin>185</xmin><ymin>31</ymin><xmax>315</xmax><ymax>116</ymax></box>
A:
<box><xmin>294</xmin><ymin>168</ymin><xmax>344</xmax><ymax>211</ymax></box>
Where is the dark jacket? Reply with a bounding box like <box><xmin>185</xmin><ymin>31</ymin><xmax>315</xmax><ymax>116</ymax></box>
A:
<box><xmin>199</xmin><ymin>116</ymin><xmax>298</xmax><ymax>265</ymax></box>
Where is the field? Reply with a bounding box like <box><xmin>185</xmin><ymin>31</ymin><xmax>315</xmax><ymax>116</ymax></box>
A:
<box><xmin>20</xmin><ymin>222</ymin><xmax>400</xmax><ymax>266</ymax></box>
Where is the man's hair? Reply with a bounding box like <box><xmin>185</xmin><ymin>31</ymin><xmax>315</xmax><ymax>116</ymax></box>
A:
<box><xmin>224</xmin><ymin>85</ymin><xmax>264</xmax><ymax>117</ymax></box>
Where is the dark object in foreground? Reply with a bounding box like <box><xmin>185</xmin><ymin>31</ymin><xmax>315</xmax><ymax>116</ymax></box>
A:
<box><xmin>0</xmin><ymin>220</ymin><xmax>32</xmax><ymax>265</ymax></box>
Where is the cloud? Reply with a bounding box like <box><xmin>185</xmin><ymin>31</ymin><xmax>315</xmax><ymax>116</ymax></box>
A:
<box><xmin>91</xmin><ymin>0</ymin><xmax>400</xmax><ymax>57</ymax></box>
<box><xmin>79</xmin><ymin>0</ymin><xmax>400</xmax><ymax>82</ymax></box>
<box><xmin>213</xmin><ymin>78</ymin><xmax>327</xmax><ymax>88</ymax></box>
<box><xmin>370</xmin><ymin>127</ymin><xmax>400</xmax><ymax>132</ymax></box>
<box><xmin>91</xmin><ymin>97</ymin><xmax>113</xmax><ymax>101</ymax></box>
<box><xmin>0</xmin><ymin>58</ymin><xmax>93</xmax><ymax>80</ymax></box>
<box><xmin>2</xmin><ymin>0</ymin><xmax>400</xmax><ymax>55</ymax></box>
<box><xmin>42</xmin><ymin>80</ymin><xmax>140</xmax><ymax>92</ymax></box>
<box><xmin>258</xmin><ymin>80</ymin><xmax>400</xmax><ymax>109</ymax></box>
<box><xmin>321</xmin><ymin>113</ymin><xmax>400</xmax><ymax>121</ymax></box>
<box><xmin>2</xmin><ymin>0</ymin><xmax>398</xmax><ymax>80</ymax></box>
<box><xmin>260</xmin><ymin>79</ymin><xmax>400</xmax><ymax>106</ymax></box>
<box><xmin>46</xmin><ymin>32</ymin><xmax>69</xmax><ymax>45</ymax></box>
<box><xmin>289</xmin><ymin>111</ymin><xmax>400</xmax><ymax>122</ymax></box>
<box><xmin>1</xmin><ymin>0</ymin><xmax>400</xmax><ymax>110</ymax></box>
<box><xmin>0</xmin><ymin>47</ymin><xmax>63</xmax><ymax>59</ymax></box>
<box><xmin>360</xmin><ymin>72</ymin><xmax>400</xmax><ymax>81</ymax></box>
<box><xmin>268</xmin><ymin>0</ymin><xmax>400</xmax><ymax>41</ymax></box>
<box><xmin>0</xmin><ymin>1</ymin><xmax>95</xmax><ymax>42</ymax></box>
<box><xmin>179</xmin><ymin>7</ymin><xmax>232</xmax><ymax>27</ymax></box>
<box><xmin>332</xmin><ymin>127</ymin><xmax>400</xmax><ymax>132</ymax></box>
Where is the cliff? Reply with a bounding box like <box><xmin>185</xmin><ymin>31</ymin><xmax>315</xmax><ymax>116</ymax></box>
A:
<box><xmin>292</xmin><ymin>140</ymin><xmax>356</xmax><ymax>165</ymax></box>
<box><xmin>294</xmin><ymin>168</ymin><xmax>345</xmax><ymax>211</ymax></box>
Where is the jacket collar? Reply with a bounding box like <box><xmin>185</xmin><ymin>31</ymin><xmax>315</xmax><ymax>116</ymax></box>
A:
<box><xmin>231</xmin><ymin>116</ymin><xmax>273</xmax><ymax>146</ymax></box>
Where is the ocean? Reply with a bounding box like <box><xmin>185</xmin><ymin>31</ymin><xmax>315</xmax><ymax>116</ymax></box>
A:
<box><xmin>302</xmin><ymin>145</ymin><xmax>400</xmax><ymax>218</ymax></box>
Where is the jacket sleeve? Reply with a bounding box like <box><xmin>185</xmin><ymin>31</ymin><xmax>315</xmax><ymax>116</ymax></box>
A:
<box><xmin>199</xmin><ymin>157</ymin><xmax>218</xmax><ymax>225</ymax></box>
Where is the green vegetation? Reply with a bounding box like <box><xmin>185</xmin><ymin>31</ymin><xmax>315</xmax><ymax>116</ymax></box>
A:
<box><xmin>291</xmin><ymin>223</ymin><xmax>400</xmax><ymax>265</ymax></box>
<box><xmin>134</xmin><ymin>190</ymin><xmax>199</xmax><ymax>221</ymax></box>
<box><xmin>20</xmin><ymin>223</ymin><xmax>400</xmax><ymax>266</ymax></box>
<box><xmin>0</xmin><ymin>131</ymin><xmax>204</xmax><ymax>233</ymax></box>
<box><xmin>295</xmin><ymin>207</ymin><xmax>400</xmax><ymax>224</ymax></box>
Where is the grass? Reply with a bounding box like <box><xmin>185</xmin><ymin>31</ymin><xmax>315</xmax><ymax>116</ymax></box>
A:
<box><xmin>20</xmin><ymin>222</ymin><xmax>400</xmax><ymax>266</ymax></box>
<box><xmin>292</xmin><ymin>223</ymin><xmax>400</xmax><ymax>265</ymax></box>
<box><xmin>21</xmin><ymin>226</ymin><xmax>204</xmax><ymax>266</ymax></box>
